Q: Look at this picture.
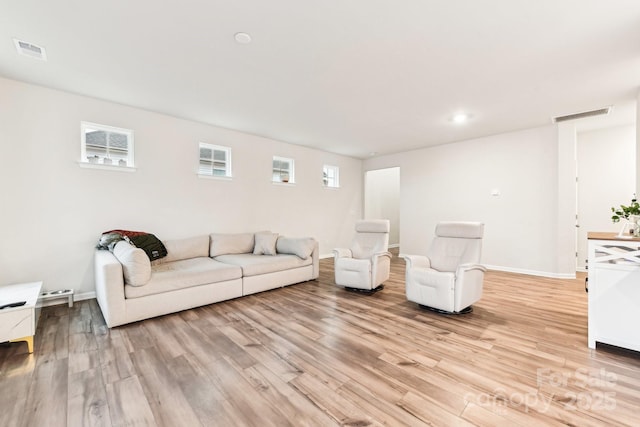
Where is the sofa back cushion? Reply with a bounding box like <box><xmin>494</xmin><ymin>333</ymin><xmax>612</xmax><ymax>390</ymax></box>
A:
<box><xmin>160</xmin><ymin>235</ymin><xmax>210</xmax><ymax>263</ymax></box>
<box><xmin>276</xmin><ymin>237</ymin><xmax>316</xmax><ymax>260</ymax></box>
<box><xmin>210</xmin><ymin>233</ymin><xmax>255</xmax><ymax>257</ymax></box>
<box><xmin>113</xmin><ymin>241</ymin><xmax>151</xmax><ymax>286</ymax></box>
<box><xmin>253</xmin><ymin>232</ymin><xmax>279</xmax><ymax>255</ymax></box>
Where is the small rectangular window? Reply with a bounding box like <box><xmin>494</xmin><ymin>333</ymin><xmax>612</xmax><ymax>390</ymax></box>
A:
<box><xmin>199</xmin><ymin>143</ymin><xmax>232</xmax><ymax>178</ymax></box>
<box><xmin>273</xmin><ymin>156</ymin><xmax>294</xmax><ymax>183</ymax></box>
<box><xmin>81</xmin><ymin>122</ymin><xmax>134</xmax><ymax>168</ymax></box>
<box><xmin>323</xmin><ymin>165</ymin><xmax>340</xmax><ymax>188</ymax></box>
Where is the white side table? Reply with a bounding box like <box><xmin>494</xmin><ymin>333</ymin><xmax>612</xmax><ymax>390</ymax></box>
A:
<box><xmin>0</xmin><ymin>281</ymin><xmax>42</xmax><ymax>353</ymax></box>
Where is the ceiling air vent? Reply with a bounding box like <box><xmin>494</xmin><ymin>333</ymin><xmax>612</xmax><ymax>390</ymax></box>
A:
<box><xmin>552</xmin><ymin>107</ymin><xmax>611</xmax><ymax>123</ymax></box>
<box><xmin>13</xmin><ymin>38</ymin><xmax>47</xmax><ymax>61</ymax></box>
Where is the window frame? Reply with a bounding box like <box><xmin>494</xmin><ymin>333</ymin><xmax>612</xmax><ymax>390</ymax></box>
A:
<box><xmin>80</xmin><ymin>121</ymin><xmax>135</xmax><ymax>170</ymax></box>
<box><xmin>323</xmin><ymin>164</ymin><xmax>340</xmax><ymax>188</ymax></box>
<box><xmin>198</xmin><ymin>143</ymin><xmax>232</xmax><ymax>179</ymax></box>
<box><xmin>272</xmin><ymin>156</ymin><xmax>295</xmax><ymax>184</ymax></box>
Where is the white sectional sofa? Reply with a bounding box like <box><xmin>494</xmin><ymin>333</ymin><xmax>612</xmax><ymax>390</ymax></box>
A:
<box><xmin>95</xmin><ymin>232</ymin><xmax>319</xmax><ymax>327</ymax></box>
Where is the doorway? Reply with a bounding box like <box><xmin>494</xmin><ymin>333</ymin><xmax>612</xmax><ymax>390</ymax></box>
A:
<box><xmin>576</xmin><ymin>125</ymin><xmax>636</xmax><ymax>271</ymax></box>
<box><xmin>364</xmin><ymin>167</ymin><xmax>400</xmax><ymax>247</ymax></box>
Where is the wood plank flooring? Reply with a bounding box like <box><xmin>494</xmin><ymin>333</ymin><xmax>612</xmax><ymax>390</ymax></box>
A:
<box><xmin>1</xmin><ymin>253</ymin><xmax>639</xmax><ymax>426</ymax></box>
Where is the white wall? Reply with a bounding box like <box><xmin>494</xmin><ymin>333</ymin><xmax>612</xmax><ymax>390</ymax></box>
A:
<box><xmin>637</xmin><ymin>90</ymin><xmax>640</xmax><ymax>193</ymax></box>
<box><xmin>576</xmin><ymin>124</ymin><xmax>636</xmax><ymax>269</ymax></box>
<box><xmin>364</xmin><ymin>125</ymin><xmax>576</xmax><ymax>277</ymax></box>
<box><xmin>0</xmin><ymin>77</ymin><xmax>362</xmax><ymax>296</ymax></box>
<box><xmin>364</xmin><ymin>167</ymin><xmax>400</xmax><ymax>245</ymax></box>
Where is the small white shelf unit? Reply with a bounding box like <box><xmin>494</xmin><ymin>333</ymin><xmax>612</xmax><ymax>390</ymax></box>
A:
<box><xmin>587</xmin><ymin>232</ymin><xmax>640</xmax><ymax>353</ymax></box>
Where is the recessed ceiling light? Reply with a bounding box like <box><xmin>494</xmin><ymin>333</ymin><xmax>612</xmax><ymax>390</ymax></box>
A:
<box><xmin>451</xmin><ymin>112</ymin><xmax>469</xmax><ymax>124</ymax></box>
<box><xmin>369</xmin><ymin>152</ymin><xmax>377</xmax><ymax>156</ymax></box>
<box><xmin>234</xmin><ymin>32</ymin><xmax>252</xmax><ymax>44</ymax></box>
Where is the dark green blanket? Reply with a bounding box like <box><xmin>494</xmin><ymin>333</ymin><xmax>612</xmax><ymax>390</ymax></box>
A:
<box><xmin>97</xmin><ymin>229</ymin><xmax>167</xmax><ymax>261</ymax></box>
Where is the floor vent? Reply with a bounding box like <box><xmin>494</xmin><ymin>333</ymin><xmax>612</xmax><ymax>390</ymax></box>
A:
<box><xmin>553</xmin><ymin>107</ymin><xmax>611</xmax><ymax>123</ymax></box>
<box><xmin>13</xmin><ymin>38</ymin><xmax>47</xmax><ymax>61</ymax></box>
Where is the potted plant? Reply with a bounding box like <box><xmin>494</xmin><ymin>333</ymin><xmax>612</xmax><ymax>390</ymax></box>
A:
<box><xmin>612</xmin><ymin>196</ymin><xmax>640</xmax><ymax>236</ymax></box>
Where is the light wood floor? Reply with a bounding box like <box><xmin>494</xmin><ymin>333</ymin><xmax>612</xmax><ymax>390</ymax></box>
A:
<box><xmin>1</xmin><ymin>253</ymin><xmax>639</xmax><ymax>426</ymax></box>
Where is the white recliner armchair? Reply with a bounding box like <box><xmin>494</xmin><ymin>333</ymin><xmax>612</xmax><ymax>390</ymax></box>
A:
<box><xmin>403</xmin><ymin>221</ymin><xmax>486</xmax><ymax>314</ymax></box>
<box><xmin>333</xmin><ymin>219</ymin><xmax>392</xmax><ymax>293</ymax></box>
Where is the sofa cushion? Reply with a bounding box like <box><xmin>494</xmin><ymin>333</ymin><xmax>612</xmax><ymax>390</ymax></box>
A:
<box><xmin>210</xmin><ymin>233</ymin><xmax>255</xmax><ymax>257</ymax></box>
<box><xmin>214</xmin><ymin>253</ymin><xmax>312</xmax><ymax>277</ymax></box>
<box><xmin>113</xmin><ymin>241</ymin><xmax>151</xmax><ymax>287</ymax></box>
<box><xmin>158</xmin><ymin>235</ymin><xmax>209</xmax><ymax>264</ymax></box>
<box><xmin>253</xmin><ymin>232</ymin><xmax>278</xmax><ymax>255</ymax></box>
<box><xmin>276</xmin><ymin>237</ymin><xmax>315</xmax><ymax>260</ymax></box>
<box><xmin>125</xmin><ymin>257</ymin><xmax>242</xmax><ymax>299</ymax></box>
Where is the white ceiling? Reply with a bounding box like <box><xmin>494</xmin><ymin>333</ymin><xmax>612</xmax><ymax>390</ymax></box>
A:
<box><xmin>1</xmin><ymin>0</ymin><xmax>639</xmax><ymax>158</ymax></box>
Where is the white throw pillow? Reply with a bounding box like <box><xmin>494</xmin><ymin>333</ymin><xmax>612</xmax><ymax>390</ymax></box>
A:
<box><xmin>210</xmin><ymin>233</ymin><xmax>255</xmax><ymax>257</ymax></box>
<box><xmin>276</xmin><ymin>237</ymin><xmax>315</xmax><ymax>260</ymax></box>
<box><xmin>113</xmin><ymin>241</ymin><xmax>151</xmax><ymax>286</ymax></box>
<box><xmin>253</xmin><ymin>232</ymin><xmax>278</xmax><ymax>255</ymax></box>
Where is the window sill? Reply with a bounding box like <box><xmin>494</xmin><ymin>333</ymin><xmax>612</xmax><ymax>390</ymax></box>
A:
<box><xmin>198</xmin><ymin>174</ymin><xmax>232</xmax><ymax>181</ymax></box>
<box><xmin>272</xmin><ymin>181</ymin><xmax>295</xmax><ymax>186</ymax></box>
<box><xmin>323</xmin><ymin>185</ymin><xmax>340</xmax><ymax>190</ymax></box>
<box><xmin>78</xmin><ymin>162</ymin><xmax>136</xmax><ymax>172</ymax></box>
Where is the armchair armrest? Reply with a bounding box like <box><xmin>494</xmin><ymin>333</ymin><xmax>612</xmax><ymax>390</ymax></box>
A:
<box><xmin>402</xmin><ymin>255</ymin><xmax>431</xmax><ymax>269</ymax></box>
<box><xmin>372</xmin><ymin>251</ymin><xmax>392</xmax><ymax>261</ymax></box>
<box><xmin>454</xmin><ymin>263</ymin><xmax>486</xmax><ymax>311</ymax></box>
<box><xmin>457</xmin><ymin>263</ymin><xmax>487</xmax><ymax>274</ymax></box>
<box><xmin>333</xmin><ymin>248</ymin><xmax>353</xmax><ymax>259</ymax></box>
<box><xmin>371</xmin><ymin>251</ymin><xmax>392</xmax><ymax>288</ymax></box>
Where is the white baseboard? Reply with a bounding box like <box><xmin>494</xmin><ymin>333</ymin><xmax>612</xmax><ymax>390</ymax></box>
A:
<box><xmin>75</xmin><ymin>291</ymin><xmax>97</xmax><ymax>301</ymax></box>
<box><xmin>484</xmin><ymin>264</ymin><xmax>576</xmax><ymax>279</ymax></box>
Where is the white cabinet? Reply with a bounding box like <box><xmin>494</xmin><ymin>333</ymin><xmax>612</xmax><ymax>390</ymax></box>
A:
<box><xmin>0</xmin><ymin>281</ymin><xmax>42</xmax><ymax>353</ymax></box>
<box><xmin>587</xmin><ymin>233</ymin><xmax>640</xmax><ymax>352</ymax></box>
